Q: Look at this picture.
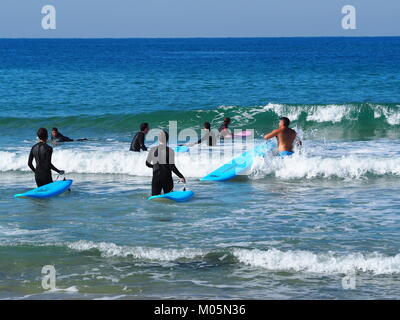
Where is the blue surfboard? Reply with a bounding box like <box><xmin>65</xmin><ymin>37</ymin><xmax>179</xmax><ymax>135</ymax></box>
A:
<box><xmin>148</xmin><ymin>190</ymin><xmax>194</xmax><ymax>202</ymax></box>
<box><xmin>174</xmin><ymin>145</ymin><xmax>189</xmax><ymax>153</ymax></box>
<box><xmin>200</xmin><ymin>142</ymin><xmax>275</xmax><ymax>182</ymax></box>
<box><xmin>14</xmin><ymin>180</ymin><xmax>73</xmax><ymax>199</ymax></box>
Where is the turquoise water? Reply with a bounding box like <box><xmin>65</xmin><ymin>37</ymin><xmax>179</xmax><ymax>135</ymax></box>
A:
<box><xmin>1</xmin><ymin>38</ymin><xmax>400</xmax><ymax>299</ymax></box>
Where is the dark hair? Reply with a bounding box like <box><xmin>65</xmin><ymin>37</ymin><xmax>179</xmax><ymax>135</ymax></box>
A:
<box><xmin>140</xmin><ymin>123</ymin><xmax>149</xmax><ymax>132</ymax></box>
<box><xmin>280</xmin><ymin>117</ymin><xmax>290</xmax><ymax>127</ymax></box>
<box><xmin>52</xmin><ymin>127</ymin><xmax>58</xmax><ymax>132</ymax></box>
<box><xmin>37</xmin><ymin>128</ymin><xmax>48</xmax><ymax>140</ymax></box>
<box><xmin>224</xmin><ymin>117</ymin><xmax>231</xmax><ymax>123</ymax></box>
<box><xmin>204</xmin><ymin>122</ymin><xmax>211</xmax><ymax>130</ymax></box>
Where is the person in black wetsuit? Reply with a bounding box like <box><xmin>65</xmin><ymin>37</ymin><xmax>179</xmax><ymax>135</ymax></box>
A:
<box><xmin>28</xmin><ymin>128</ymin><xmax>65</xmax><ymax>187</ymax></box>
<box><xmin>219</xmin><ymin>117</ymin><xmax>233</xmax><ymax>138</ymax></box>
<box><xmin>146</xmin><ymin>130</ymin><xmax>186</xmax><ymax>196</ymax></box>
<box><xmin>51</xmin><ymin>128</ymin><xmax>74</xmax><ymax>143</ymax></box>
<box><xmin>130</xmin><ymin>123</ymin><xmax>150</xmax><ymax>152</ymax></box>
<box><xmin>187</xmin><ymin>122</ymin><xmax>217</xmax><ymax>147</ymax></box>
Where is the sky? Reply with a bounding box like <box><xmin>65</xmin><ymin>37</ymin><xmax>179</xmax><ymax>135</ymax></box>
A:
<box><xmin>0</xmin><ymin>0</ymin><xmax>399</xmax><ymax>38</ymax></box>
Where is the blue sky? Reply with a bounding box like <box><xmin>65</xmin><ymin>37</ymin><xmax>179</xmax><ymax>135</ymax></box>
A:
<box><xmin>0</xmin><ymin>0</ymin><xmax>399</xmax><ymax>38</ymax></box>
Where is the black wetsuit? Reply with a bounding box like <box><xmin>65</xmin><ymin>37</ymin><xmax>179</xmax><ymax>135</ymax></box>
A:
<box><xmin>130</xmin><ymin>131</ymin><xmax>147</xmax><ymax>152</ymax></box>
<box><xmin>196</xmin><ymin>130</ymin><xmax>217</xmax><ymax>146</ymax></box>
<box><xmin>146</xmin><ymin>145</ymin><xmax>184</xmax><ymax>196</ymax></box>
<box><xmin>28</xmin><ymin>142</ymin><xmax>62</xmax><ymax>187</ymax></box>
<box><xmin>51</xmin><ymin>133</ymin><xmax>74</xmax><ymax>143</ymax></box>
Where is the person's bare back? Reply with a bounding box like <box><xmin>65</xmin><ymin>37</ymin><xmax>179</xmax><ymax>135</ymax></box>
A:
<box><xmin>264</xmin><ymin>117</ymin><xmax>300</xmax><ymax>152</ymax></box>
<box><xmin>274</xmin><ymin>127</ymin><xmax>297</xmax><ymax>152</ymax></box>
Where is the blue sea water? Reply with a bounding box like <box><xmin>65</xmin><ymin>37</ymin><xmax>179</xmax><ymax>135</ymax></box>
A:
<box><xmin>0</xmin><ymin>37</ymin><xmax>400</xmax><ymax>299</ymax></box>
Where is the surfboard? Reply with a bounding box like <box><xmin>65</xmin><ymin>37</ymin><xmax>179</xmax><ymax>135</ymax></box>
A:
<box><xmin>175</xmin><ymin>145</ymin><xmax>190</xmax><ymax>153</ymax></box>
<box><xmin>234</xmin><ymin>130</ymin><xmax>252</xmax><ymax>137</ymax></box>
<box><xmin>223</xmin><ymin>130</ymin><xmax>252</xmax><ymax>139</ymax></box>
<box><xmin>14</xmin><ymin>180</ymin><xmax>73</xmax><ymax>199</ymax></box>
<box><xmin>148</xmin><ymin>190</ymin><xmax>194</xmax><ymax>202</ymax></box>
<box><xmin>200</xmin><ymin>142</ymin><xmax>275</xmax><ymax>182</ymax></box>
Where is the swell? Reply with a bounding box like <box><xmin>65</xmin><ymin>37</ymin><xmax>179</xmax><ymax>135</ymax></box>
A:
<box><xmin>2</xmin><ymin>241</ymin><xmax>400</xmax><ymax>275</ymax></box>
<box><xmin>1</xmin><ymin>103</ymin><xmax>400</xmax><ymax>139</ymax></box>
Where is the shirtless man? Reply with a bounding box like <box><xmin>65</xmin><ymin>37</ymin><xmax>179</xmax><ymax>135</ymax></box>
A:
<box><xmin>263</xmin><ymin>117</ymin><xmax>301</xmax><ymax>156</ymax></box>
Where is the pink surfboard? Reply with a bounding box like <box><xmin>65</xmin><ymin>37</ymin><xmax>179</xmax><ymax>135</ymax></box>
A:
<box><xmin>233</xmin><ymin>130</ymin><xmax>252</xmax><ymax>137</ymax></box>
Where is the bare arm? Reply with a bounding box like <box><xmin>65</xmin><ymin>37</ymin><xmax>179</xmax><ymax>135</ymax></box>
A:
<box><xmin>264</xmin><ymin>129</ymin><xmax>279</xmax><ymax>140</ymax></box>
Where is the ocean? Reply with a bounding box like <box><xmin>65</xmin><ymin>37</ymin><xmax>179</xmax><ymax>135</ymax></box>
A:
<box><xmin>0</xmin><ymin>37</ymin><xmax>400</xmax><ymax>299</ymax></box>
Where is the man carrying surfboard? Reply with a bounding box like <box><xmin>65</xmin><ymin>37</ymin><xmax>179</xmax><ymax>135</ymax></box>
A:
<box><xmin>28</xmin><ymin>128</ymin><xmax>65</xmax><ymax>187</ymax></box>
<box><xmin>146</xmin><ymin>130</ymin><xmax>186</xmax><ymax>196</ymax></box>
<box><xmin>263</xmin><ymin>117</ymin><xmax>301</xmax><ymax>156</ymax></box>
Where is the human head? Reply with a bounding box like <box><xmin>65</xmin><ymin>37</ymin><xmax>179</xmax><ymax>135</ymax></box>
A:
<box><xmin>51</xmin><ymin>127</ymin><xmax>58</xmax><ymax>137</ymax></box>
<box><xmin>224</xmin><ymin>117</ymin><xmax>231</xmax><ymax>124</ymax></box>
<box><xmin>204</xmin><ymin>122</ymin><xmax>211</xmax><ymax>130</ymax></box>
<box><xmin>158</xmin><ymin>130</ymin><xmax>169</xmax><ymax>144</ymax></box>
<box><xmin>279</xmin><ymin>117</ymin><xmax>290</xmax><ymax>128</ymax></box>
<box><xmin>37</xmin><ymin>128</ymin><xmax>48</xmax><ymax>141</ymax></box>
<box><xmin>140</xmin><ymin>122</ymin><xmax>150</xmax><ymax>134</ymax></box>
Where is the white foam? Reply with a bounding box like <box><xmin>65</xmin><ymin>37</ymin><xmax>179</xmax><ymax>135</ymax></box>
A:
<box><xmin>0</xmin><ymin>146</ymin><xmax>249</xmax><ymax>178</ymax></box>
<box><xmin>68</xmin><ymin>241</ymin><xmax>400</xmax><ymax>275</ymax></box>
<box><xmin>3</xmin><ymin>142</ymin><xmax>400</xmax><ymax>180</ymax></box>
<box><xmin>251</xmin><ymin>153</ymin><xmax>400</xmax><ymax>180</ymax></box>
<box><xmin>261</xmin><ymin>103</ymin><xmax>400</xmax><ymax>125</ymax></box>
<box><xmin>233</xmin><ymin>248</ymin><xmax>400</xmax><ymax>275</ymax></box>
<box><xmin>68</xmin><ymin>240</ymin><xmax>205</xmax><ymax>261</ymax></box>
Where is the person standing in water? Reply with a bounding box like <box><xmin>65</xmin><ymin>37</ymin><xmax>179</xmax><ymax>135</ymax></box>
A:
<box><xmin>130</xmin><ymin>123</ymin><xmax>150</xmax><ymax>152</ymax></box>
<box><xmin>187</xmin><ymin>122</ymin><xmax>217</xmax><ymax>147</ymax></box>
<box><xmin>264</xmin><ymin>117</ymin><xmax>301</xmax><ymax>156</ymax></box>
<box><xmin>146</xmin><ymin>130</ymin><xmax>186</xmax><ymax>196</ymax></box>
<box><xmin>28</xmin><ymin>128</ymin><xmax>65</xmax><ymax>187</ymax></box>
<box><xmin>218</xmin><ymin>117</ymin><xmax>233</xmax><ymax>139</ymax></box>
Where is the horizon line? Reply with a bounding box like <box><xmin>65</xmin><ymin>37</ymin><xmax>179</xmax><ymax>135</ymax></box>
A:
<box><xmin>1</xmin><ymin>35</ymin><xmax>400</xmax><ymax>40</ymax></box>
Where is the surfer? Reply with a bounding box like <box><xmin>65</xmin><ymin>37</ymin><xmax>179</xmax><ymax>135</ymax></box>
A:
<box><xmin>130</xmin><ymin>123</ymin><xmax>150</xmax><ymax>152</ymax></box>
<box><xmin>219</xmin><ymin>117</ymin><xmax>233</xmax><ymax>139</ymax></box>
<box><xmin>51</xmin><ymin>128</ymin><xmax>87</xmax><ymax>143</ymax></box>
<box><xmin>28</xmin><ymin>128</ymin><xmax>65</xmax><ymax>187</ymax></box>
<box><xmin>187</xmin><ymin>122</ymin><xmax>217</xmax><ymax>147</ymax></box>
<box><xmin>263</xmin><ymin>117</ymin><xmax>301</xmax><ymax>157</ymax></box>
<box><xmin>146</xmin><ymin>130</ymin><xmax>186</xmax><ymax>196</ymax></box>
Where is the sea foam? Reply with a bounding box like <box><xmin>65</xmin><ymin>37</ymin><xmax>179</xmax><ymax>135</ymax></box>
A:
<box><xmin>2</xmin><ymin>147</ymin><xmax>400</xmax><ymax>180</ymax></box>
<box><xmin>67</xmin><ymin>241</ymin><xmax>400</xmax><ymax>275</ymax></box>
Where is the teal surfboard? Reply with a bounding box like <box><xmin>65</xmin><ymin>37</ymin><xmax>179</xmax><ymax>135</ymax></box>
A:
<box><xmin>148</xmin><ymin>190</ymin><xmax>194</xmax><ymax>202</ymax></box>
<box><xmin>200</xmin><ymin>142</ymin><xmax>275</xmax><ymax>182</ymax></box>
<box><xmin>14</xmin><ymin>180</ymin><xmax>73</xmax><ymax>199</ymax></box>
